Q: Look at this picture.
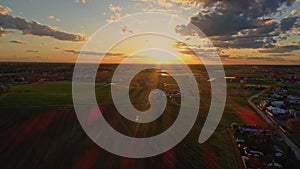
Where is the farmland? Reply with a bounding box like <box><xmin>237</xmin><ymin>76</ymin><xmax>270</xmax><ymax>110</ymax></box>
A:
<box><xmin>1</xmin><ymin>63</ymin><xmax>300</xmax><ymax>168</ymax></box>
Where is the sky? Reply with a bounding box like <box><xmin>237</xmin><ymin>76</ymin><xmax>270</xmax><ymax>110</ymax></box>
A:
<box><xmin>0</xmin><ymin>0</ymin><xmax>300</xmax><ymax>64</ymax></box>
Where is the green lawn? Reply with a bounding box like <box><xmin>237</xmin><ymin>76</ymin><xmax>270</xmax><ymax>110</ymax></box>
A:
<box><xmin>0</xmin><ymin>81</ymin><xmax>123</xmax><ymax>108</ymax></box>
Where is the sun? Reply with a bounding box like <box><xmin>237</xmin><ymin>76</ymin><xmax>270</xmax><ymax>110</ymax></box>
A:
<box><xmin>106</xmin><ymin>34</ymin><xmax>196</xmax><ymax>64</ymax></box>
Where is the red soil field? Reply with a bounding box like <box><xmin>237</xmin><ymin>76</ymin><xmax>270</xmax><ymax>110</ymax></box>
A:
<box><xmin>236</xmin><ymin>106</ymin><xmax>265</xmax><ymax>126</ymax></box>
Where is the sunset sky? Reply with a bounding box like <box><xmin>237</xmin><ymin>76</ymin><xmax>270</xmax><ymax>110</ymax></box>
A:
<box><xmin>0</xmin><ymin>0</ymin><xmax>300</xmax><ymax>64</ymax></box>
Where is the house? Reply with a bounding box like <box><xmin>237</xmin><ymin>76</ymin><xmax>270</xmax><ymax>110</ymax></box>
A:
<box><xmin>274</xmin><ymin>86</ymin><xmax>288</xmax><ymax>94</ymax></box>
<box><xmin>287</xmin><ymin>95</ymin><xmax>300</xmax><ymax>100</ymax></box>
<box><xmin>239</xmin><ymin>124</ymin><xmax>262</xmax><ymax>133</ymax></box>
<box><xmin>266</xmin><ymin>106</ymin><xmax>286</xmax><ymax>116</ymax></box>
<box><xmin>271</xmin><ymin>101</ymin><xmax>284</xmax><ymax>108</ymax></box>
<box><xmin>258</xmin><ymin>100</ymin><xmax>269</xmax><ymax>110</ymax></box>
<box><xmin>270</xmin><ymin>93</ymin><xmax>283</xmax><ymax>99</ymax></box>
<box><xmin>225</xmin><ymin>76</ymin><xmax>236</xmax><ymax>82</ymax></box>
<box><xmin>286</xmin><ymin>95</ymin><xmax>300</xmax><ymax>105</ymax></box>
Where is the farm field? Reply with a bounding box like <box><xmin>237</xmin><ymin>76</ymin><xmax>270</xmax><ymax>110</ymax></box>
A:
<box><xmin>1</xmin><ymin>64</ymin><xmax>300</xmax><ymax>168</ymax></box>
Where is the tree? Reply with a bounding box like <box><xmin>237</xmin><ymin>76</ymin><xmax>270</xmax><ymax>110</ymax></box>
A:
<box><xmin>231</xmin><ymin>122</ymin><xmax>239</xmax><ymax>130</ymax></box>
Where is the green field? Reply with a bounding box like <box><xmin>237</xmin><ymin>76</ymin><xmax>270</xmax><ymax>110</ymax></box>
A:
<box><xmin>3</xmin><ymin>66</ymin><xmax>296</xmax><ymax>169</ymax></box>
<box><xmin>0</xmin><ymin>78</ymin><xmax>247</xmax><ymax>168</ymax></box>
<box><xmin>0</xmin><ymin>82</ymin><xmax>73</xmax><ymax>107</ymax></box>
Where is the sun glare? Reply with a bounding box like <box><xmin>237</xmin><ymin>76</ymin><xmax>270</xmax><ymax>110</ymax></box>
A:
<box><xmin>104</xmin><ymin>34</ymin><xmax>193</xmax><ymax>64</ymax></box>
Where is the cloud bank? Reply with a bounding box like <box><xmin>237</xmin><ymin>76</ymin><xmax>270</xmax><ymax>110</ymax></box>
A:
<box><xmin>0</xmin><ymin>6</ymin><xmax>85</xmax><ymax>42</ymax></box>
<box><xmin>175</xmin><ymin>0</ymin><xmax>300</xmax><ymax>53</ymax></box>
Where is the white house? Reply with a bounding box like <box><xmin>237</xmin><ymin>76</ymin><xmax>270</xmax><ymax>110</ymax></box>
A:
<box><xmin>271</xmin><ymin>101</ymin><xmax>284</xmax><ymax>108</ymax></box>
<box><xmin>258</xmin><ymin>100</ymin><xmax>269</xmax><ymax>110</ymax></box>
<box><xmin>266</xmin><ymin>106</ymin><xmax>286</xmax><ymax>116</ymax></box>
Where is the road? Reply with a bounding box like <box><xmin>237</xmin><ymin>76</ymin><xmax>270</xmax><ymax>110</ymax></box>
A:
<box><xmin>247</xmin><ymin>91</ymin><xmax>300</xmax><ymax>160</ymax></box>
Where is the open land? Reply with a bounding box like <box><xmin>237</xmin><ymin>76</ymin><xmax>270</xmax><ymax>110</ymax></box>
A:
<box><xmin>0</xmin><ymin>63</ymin><xmax>300</xmax><ymax>169</ymax></box>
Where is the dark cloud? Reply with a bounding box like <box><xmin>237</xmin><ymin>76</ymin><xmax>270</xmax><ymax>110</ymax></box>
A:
<box><xmin>10</xmin><ymin>40</ymin><xmax>24</xmax><ymax>44</ymax></box>
<box><xmin>121</xmin><ymin>25</ymin><xmax>134</xmax><ymax>34</ymax></box>
<box><xmin>0</xmin><ymin>12</ymin><xmax>85</xmax><ymax>42</ymax></box>
<box><xmin>175</xmin><ymin>0</ymin><xmax>299</xmax><ymax>49</ymax></box>
<box><xmin>259</xmin><ymin>45</ymin><xmax>300</xmax><ymax>53</ymax></box>
<box><xmin>212</xmin><ymin>36</ymin><xmax>277</xmax><ymax>49</ymax></box>
<box><xmin>219</xmin><ymin>54</ymin><xmax>229</xmax><ymax>59</ymax></box>
<box><xmin>26</xmin><ymin>49</ymin><xmax>39</xmax><ymax>53</ymax></box>
<box><xmin>246</xmin><ymin>56</ymin><xmax>286</xmax><ymax>62</ymax></box>
<box><xmin>64</xmin><ymin>49</ymin><xmax>79</xmax><ymax>55</ymax></box>
<box><xmin>280</xmin><ymin>16</ymin><xmax>300</xmax><ymax>32</ymax></box>
<box><xmin>272</xmin><ymin>53</ymin><xmax>293</xmax><ymax>56</ymax></box>
<box><xmin>176</xmin><ymin>0</ymin><xmax>295</xmax><ymax>9</ymax></box>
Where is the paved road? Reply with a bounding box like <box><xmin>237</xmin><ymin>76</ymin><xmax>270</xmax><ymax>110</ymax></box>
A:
<box><xmin>247</xmin><ymin>91</ymin><xmax>300</xmax><ymax>160</ymax></box>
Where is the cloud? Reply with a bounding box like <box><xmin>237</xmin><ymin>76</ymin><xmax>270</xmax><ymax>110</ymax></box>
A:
<box><xmin>73</xmin><ymin>0</ymin><xmax>88</xmax><ymax>3</ymax></box>
<box><xmin>107</xmin><ymin>4</ymin><xmax>122</xmax><ymax>23</ymax></box>
<box><xmin>108</xmin><ymin>4</ymin><xmax>122</xmax><ymax>13</ymax></box>
<box><xmin>0</xmin><ymin>26</ymin><xmax>10</xmax><ymax>37</ymax></box>
<box><xmin>0</xmin><ymin>13</ymin><xmax>85</xmax><ymax>41</ymax></box>
<box><xmin>291</xmin><ymin>9</ymin><xmax>298</xmax><ymax>16</ymax></box>
<box><xmin>175</xmin><ymin>0</ymin><xmax>299</xmax><ymax>50</ymax></box>
<box><xmin>121</xmin><ymin>25</ymin><xmax>134</xmax><ymax>34</ymax></box>
<box><xmin>272</xmin><ymin>53</ymin><xmax>293</xmax><ymax>56</ymax></box>
<box><xmin>177</xmin><ymin>0</ymin><xmax>297</xmax><ymax>36</ymax></box>
<box><xmin>47</xmin><ymin>15</ymin><xmax>61</xmax><ymax>22</ymax></box>
<box><xmin>246</xmin><ymin>56</ymin><xmax>286</xmax><ymax>62</ymax></box>
<box><xmin>64</xmin><ymin>49</ymin><xmax>78</xmax><ymax>55</ymax></box>
<box><xmin>107</xmin><ymin>13</ymin><xmax>121</xmax><ymax>23</ymax></box>
<box><xmin>173</xmin><ymin>0</ymin><xmax>295</xmax><ymax>7</ymax></box>
<box><xmin>10</xmin><ymin>40</ymin><xmax>24</xmax><ymax>44</ymax></box>
<box><xmin>0</xmin><ymin>5</ymin><xmax>11</xmax><ymax>15</ymax></box>
<box><xmin>64</xmin><ymin>49</ymin><xmax>125</xmax><ymax>57</ymax></box>
<box><xmin>138</xmin><ymin>0</ymin><xmax>190</xmax><ymax>13</ymax></box>
<box><xmin>176</xmin><ymin>44</ymin><xmax>218</xmax><ymax>58</ymax></box>
<box><xmin>157</xmin><ymin>0</ymin><xmax>174</xmax><ymax>7</ymax></box>
<box><xmin>141</xmin><ymin>7</ymin><xmax>180</xmax><ymax>14</ymax></box>
<box><xmin>280</xmin><ymin>16</ymin><xmax>300</xmax><ymax>32</ymax></box>
<box><xmin>213</xmin><ymin>37</ymin><xmax>275</xmax><ymax>49</ymax></box>
<box><xmin>292</xmin><ymin>28</ymin><xmax>300</xmax><ymax>35</ymax></box>
<box><xmin>26</xmin><ymin>49</ymin><xmax>39</xmax><ymax>53</ymax></box>
<box><xmin>259</xmin><ymin>45</ymin><xmax>300</xmax><ymax>53</ymax></box>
